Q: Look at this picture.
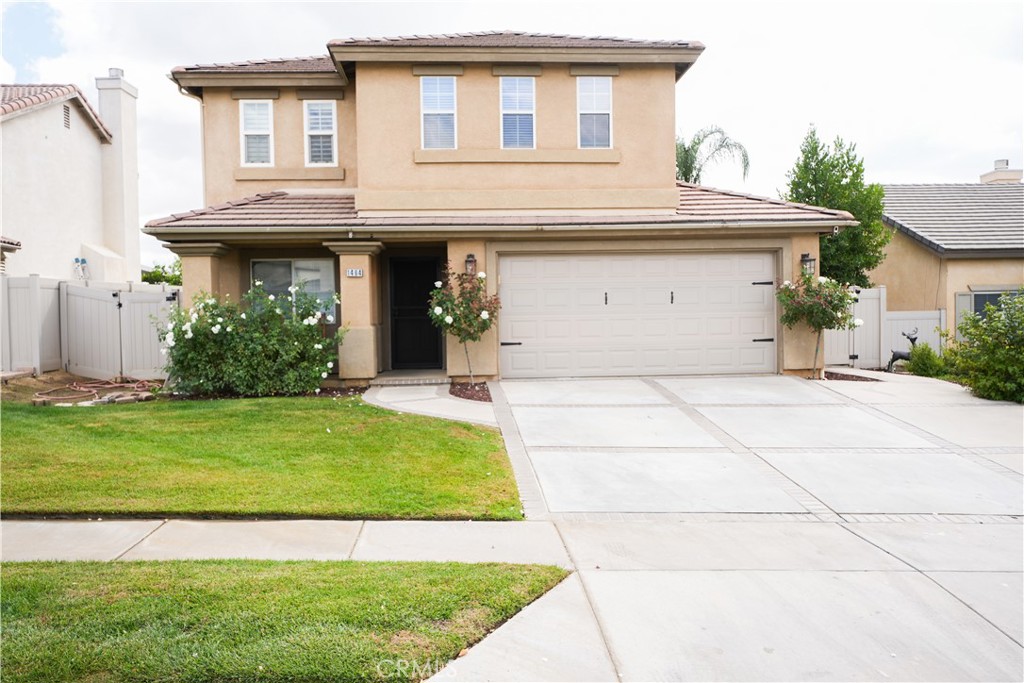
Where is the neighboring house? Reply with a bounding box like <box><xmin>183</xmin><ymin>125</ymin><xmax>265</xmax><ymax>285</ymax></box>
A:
<box><xmin>1</xmin><ymin>69</ymin><xmax>140</xmax><ymax>282</ymax></box>
<box><xmin>869</xmin><ymin>160</ymin><xmax>1024</xmax><ymax>333</ymax></box>
<box><xmin>144</xmin><ymin>31</ymin><xmax>855</xmax><ymax>383</ymax></box>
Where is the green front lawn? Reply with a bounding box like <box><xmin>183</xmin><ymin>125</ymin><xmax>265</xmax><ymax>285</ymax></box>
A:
<box><xmin>0</xmin><ymin>398</ymin><xmax>521</xmax><ymax>519</ymax></box>
<box><xmin>1</xmin><ymin>560</ymin><xmax>567</xmax><ymax>682</ymax></box>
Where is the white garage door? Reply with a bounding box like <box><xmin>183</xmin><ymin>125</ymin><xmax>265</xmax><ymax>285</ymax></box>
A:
<box><xmin>499</xmin><ymin>252</ymin><xmax>777</xmax><ymax>378</ymax></box>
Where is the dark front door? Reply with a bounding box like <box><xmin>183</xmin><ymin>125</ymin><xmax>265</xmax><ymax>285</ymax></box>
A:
<box><xmin>390</xmin><ymin>257</ymin><xmax>443</xmax><ymax>369</ymax></box>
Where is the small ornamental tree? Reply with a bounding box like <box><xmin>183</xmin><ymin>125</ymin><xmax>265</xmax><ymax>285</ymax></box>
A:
<box><xmin>159</xmin><ymin>282</ymin><xmax>344</xmax><ymax>397</ymax></box>
<box><xmin>428</xmin><ymin>265</ymin><xmax>501</xmax><ymax>385</ymax></box>
<box><xmin>777</xmin><ymin>272</ymin><xmax>862</xmax><ymax>378</ymax></box>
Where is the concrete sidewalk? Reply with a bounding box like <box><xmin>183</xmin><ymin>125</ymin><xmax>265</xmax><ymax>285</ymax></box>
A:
<box><xmin>363</xmin><ymin>384</ymin><xmax>498</xmax><ymax>427</ymax></box>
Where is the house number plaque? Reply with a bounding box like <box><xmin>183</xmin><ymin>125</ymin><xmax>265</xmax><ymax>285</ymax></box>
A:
<box><xmin>345</xmin><ymin>268</ymin><xmax>364</xmax><ymax>278</ymax></box>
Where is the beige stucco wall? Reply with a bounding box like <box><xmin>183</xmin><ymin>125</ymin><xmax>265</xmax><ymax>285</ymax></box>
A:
<box><xmin>200</xmin><ymin>87</ymin><xmax>356</xmax><ymax>206</ymax></box>
<box><xmin>355</xmin><ymin>63</ymin><xmax>679</xmax><ymax>214</ymax></box>
<box><xmin>869</xmin><ymin>231</ymin><xmax>945</xmax><ymax>311</ymax></box>
<box><xmin>869</xmin><ymin>231</ymin><xmax>1023</xmax><ymax>332</ymax></box>
<box><xmin>2</xmin><ymin>105</ymin><xmax>108</xmax><ymax>280</ymax></box>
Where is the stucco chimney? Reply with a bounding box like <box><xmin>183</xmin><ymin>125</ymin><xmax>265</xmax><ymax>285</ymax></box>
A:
<box><xmin>980</xmin><ymin>158</ymin><xmax>1023</xmax><ymax>185</ymax></box>
<box><xmin>95</xmin><ymin>67</ymin><xmax>140</xmax><ymax>280</ymax></box>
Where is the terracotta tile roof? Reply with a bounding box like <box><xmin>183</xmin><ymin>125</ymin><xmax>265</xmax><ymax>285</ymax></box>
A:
<box><xmin>1</xmin><ymin>83</ymin><xmax>112</xmax><ymax>141</ymax></box>
<box><xmin>171</xmin><ymin>56</ymin><xmax>335</xmax><ymax>75</ymax></box>
<box><xmin>329</xmin><ymin>31</ymin><xmax>700</xmax><ymax>50</ymax></box>
<box><xmin>145</xmin><ymin>185</ymin><xmax>853</xmax><ymax>233</ymax></box>
<box><xmin>882</xmin><ymin>183</ymin><xmax>1024</xmax><ymax>254</ymax></box>
<box><xmin>1</xmin><ymin>235</ymin><xmax>22</xmax><ymax>250</ymax></box>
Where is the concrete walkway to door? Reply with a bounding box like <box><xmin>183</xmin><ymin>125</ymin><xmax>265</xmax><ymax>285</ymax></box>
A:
<box><xmin>429</xmin><ymin>372</ymin><xmax>1023</xmax><ymax>681</ymax></box>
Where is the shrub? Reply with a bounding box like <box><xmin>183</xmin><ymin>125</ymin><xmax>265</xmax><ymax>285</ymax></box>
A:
<box><xmin>944</xmin><ymin>290</ymin><xmax>1024</xmax><ymax>403</ymax></box>
<box><xmin>428</xmin><ymin>265</ymin><xmax>501</xmax><ymax>384</ymax></box>
<box><xmin>906</xmin><ymin>342</ymin><xmax>944</xmax><ymax>378</ymax></box>
<box><xmin>159</xmin><ymin>283</ymin><xmax>344</xmax><ymax>397</ymax></box>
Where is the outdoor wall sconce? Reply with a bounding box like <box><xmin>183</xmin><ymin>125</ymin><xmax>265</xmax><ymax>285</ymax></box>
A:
<box><xmin>465</xmin><ymin>253</ymin><xmax>477</xmax><ymax>275</ymax></box>
<box><xmin>800</xmin><ymin>253</ymin><xmax>816</xmax><ymax>275</ymax></box>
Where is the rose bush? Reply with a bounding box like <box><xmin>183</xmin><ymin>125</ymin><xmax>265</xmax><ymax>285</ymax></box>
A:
<box><xmin>428</xmin><ymin>265</ymin><xmax>501</xmax><ymax>384</ymax></box>
<box><xmin>159</xmin><ymin>282</ymin><xmax>344</xmax><ymax>397</ymax></box>
<box><xmin>777</xmin><ymin>272</ymin><xmax>861</xmax><ymax>378</ymax></box>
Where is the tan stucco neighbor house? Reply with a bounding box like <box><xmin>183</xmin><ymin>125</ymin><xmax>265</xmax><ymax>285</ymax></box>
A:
<box><xmin>1</xmin><ymin>70</ymin><xmax>141</xmax><ymax>281</ymax></box>
<box><xmin>144</xmin><ymin>31</ymin><xmax>856</xmax><ymax>384</ymax></box>
<box><xmin>869</xmin><ymin>161</ymin><xmax>1024</xmax><ymax>334</ymax></box>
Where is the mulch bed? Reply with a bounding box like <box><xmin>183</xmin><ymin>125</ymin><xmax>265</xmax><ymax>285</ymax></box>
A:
<box><xmin>450</xmin><ymin>382</ymin><xmax>492</xmax><ymax>402</ymax></box>
<box><xmin>824</xmin><ymin>371</ymin><xmax>882</xmax><ymax>382</ymax></box>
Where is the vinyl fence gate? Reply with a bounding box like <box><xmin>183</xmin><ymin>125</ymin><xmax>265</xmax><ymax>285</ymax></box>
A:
<box><xmin>60</xmin><ymin>282</ymin><xmax>179</xmax><ymax>380</ymax></box>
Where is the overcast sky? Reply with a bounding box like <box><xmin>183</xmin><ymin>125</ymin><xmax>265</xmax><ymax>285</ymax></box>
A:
<box><xmin>3</xmin><ymin>0</ymin><xmax>1022</xmax><ymax>267</ymax></box>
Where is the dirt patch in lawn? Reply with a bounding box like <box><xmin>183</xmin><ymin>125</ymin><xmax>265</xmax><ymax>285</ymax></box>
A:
<box><xmin>450</xmin><ymin>382</ymin><xmax>492</xmax><ymax>402</ymax></box>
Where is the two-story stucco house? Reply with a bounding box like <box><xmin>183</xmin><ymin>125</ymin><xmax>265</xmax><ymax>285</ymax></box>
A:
<box><xmin>144</xmin><ymin>32</ymin><xmax>855</xmax><ymax>384</ymax></box>
<box><xmin>1</xmin><ymin>69</ymin><xmax>141</xmax><ymax>282</ymax></box>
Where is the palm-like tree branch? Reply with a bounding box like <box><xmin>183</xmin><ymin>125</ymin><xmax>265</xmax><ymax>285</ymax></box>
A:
<box><xmin>675</xmin><ymin>126</ymin><xmax>750</xmax><ymax>184</ymax></box>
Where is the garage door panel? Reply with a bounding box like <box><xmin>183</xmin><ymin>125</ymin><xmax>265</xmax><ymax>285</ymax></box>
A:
<box><xmin>499</xmin><ymin>253</ymin><xmax>776</xmax><ymax>377</ymax></box>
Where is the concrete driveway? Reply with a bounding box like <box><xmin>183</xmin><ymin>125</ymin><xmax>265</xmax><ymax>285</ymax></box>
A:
<box><xmin>434</xmin><ymin>373</ymin><xmax>1023</xmax><ymax>681</ymax></box>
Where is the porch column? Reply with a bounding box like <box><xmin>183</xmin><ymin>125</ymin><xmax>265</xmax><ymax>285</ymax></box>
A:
<box><xmin>324</xmin><ymin>241</ymin><xmax>384</xmax><ymax>385</ymax></box>
<box><xmin>781</xmin><ymin>234</ymin><xmax>823</xmax><ymax>378</ymax></box>
<box><xmin>166</xmin><ymin>242</ymin><xmax>230</xmax><ymax>305</ymax></box>
<box><xmin>445</xmin><ymin>239</ymin><xmax>498</xmax><ymax>381</ymax></box>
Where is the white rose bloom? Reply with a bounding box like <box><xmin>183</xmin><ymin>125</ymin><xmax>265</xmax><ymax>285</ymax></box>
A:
<box><xmin>853</xmin><ymin>318</ymin><xmax>864</xmax><ymax>328</ymax></box>
<box><xmin>211</xmin><ymin>325</ymin><xmax>221</xmax><ymax>334</ymax></box>
<box><xmin>327</xmin><ymin>362</ymin><xmax>334</xmax><ymax>369</ymax></box>
<box><xmin>167</xmin><ymin>321</ymin><xmax>175</xmax><ymax>331</ymax></box>
<box><xmin>314</xmin><ymin>343</ymin><xmax>323</xmax><ymax>350</ymax></box>
<box><xmin>782</xmin><ymin>280</ymin><xmax>792</xmax><ymax>287</ymax></box>
<box><xmin>434</xmin><ymin>306</ymin><xmax>443</xmax><ymax>315</ymax></box>
<box><xmin>444</xmin><ymin>315</ymin><xmax>453</xmax><ymax>325</ymax></box>
<box><xmin>434</xmin><ymin>281</ymin><xmax>443</xmax><ymax>288</ymax></box>
<box><xmin>240</xmin><ymin>313</ymin><xmax>246</xmax><ymax>320</ymax></box>
<box><xmin>818</xmin><ymin>276</ymin><xmax>828</xmax><ymax>284</ymax></box>
<box><xmin>254</xmin><ymin>280</ymin><xmax>263</xmax><ymax>286</ymax></box>
<box><xmin>185</xmin><ymin>331</ymin><xmax>194</xmax><ymax>339</ymax></box>
<box><xmin>480</xmin><ymin>310</ymin><xmax>489</xmax><ymax>320</ymax></box>
<box><xmin>268</xmin><ymin>294</ymin><xmax>275</xmax><ymax>301</ymax></box>
<box><xmin>321</xmin><ymin>372</ymin><xmax>328</xmax><ymax>379</ymax></box>
<box><xmin>217</xmin><ymin>317</ymin><xmax>223</xmax><ymax>323</ymax></box>
<box><xmin>477</xmin><ymin>272</ymin><xmax>486</xmax><ymax>279</ymax></box>
<box><xmin>207</xmin><ymin>298</ymin><xmax>216</xmax><ymax>305</ymax></box>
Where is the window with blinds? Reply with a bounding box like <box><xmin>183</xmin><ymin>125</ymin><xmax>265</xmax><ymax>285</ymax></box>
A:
<box><xmin>240</xmin><ymin>100</ymin><xmax>273</xmax><ymax>165</ymax></box>
<box><xmin>501</xmin><ymin>77</ymin><xmax>535</xmax><ymax>149</ymax></box>
<box><xmin>304</xmin><ymin>101</ymin><xmax>337</xmax><ymax>166</ymax></box>
<box><xmin>577</xmin><ymin>76</ymin><xmax>612</xmax><ymax>149</ymax></box>
<box><xmin>421</xmin><ymin>76</ymin><xmax>456</xmax><ymax>149</ymax></box>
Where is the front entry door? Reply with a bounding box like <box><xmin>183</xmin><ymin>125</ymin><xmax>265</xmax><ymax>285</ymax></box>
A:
<box><xmin>390</xmin><ymin>257</ymin><xmax>443</xmax><ymax>369</ymax></box>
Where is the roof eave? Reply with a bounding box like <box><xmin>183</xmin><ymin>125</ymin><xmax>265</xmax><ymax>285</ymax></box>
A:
<box><xmin>171</xmin><ymin>70</ymin><xmax>348</xmax><ymax>95</ymax></box>
<box><xmin>144</xmin><ymin>218</ymin><xmax>855</xmax><ymax>242</ymax></box>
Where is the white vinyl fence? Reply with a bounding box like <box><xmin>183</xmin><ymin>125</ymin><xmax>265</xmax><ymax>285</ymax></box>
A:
<box><xmin>826</xmin><ymin>286</ymin><xmax>946</xmax><ymax>369</ymax></box>
<box><xmin>1</xmin><ymin>275</ymin><xmax>179</xmax><ymax>380</ymax></box>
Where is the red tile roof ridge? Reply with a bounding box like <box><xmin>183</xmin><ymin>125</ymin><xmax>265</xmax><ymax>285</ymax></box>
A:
<box><xmin>171</xmin><ymin>55</ymin><xmax>332</xmax><ymax>73</ymax></box>
<box><xmin>677</xmin><ymin>182</ymin><xmax>853</xmax><ymax>219</ymax></box>
<box><xmin>329</xmin><ymin>30</ymin><xmax>698</xmax><ymax>48</ymax></box>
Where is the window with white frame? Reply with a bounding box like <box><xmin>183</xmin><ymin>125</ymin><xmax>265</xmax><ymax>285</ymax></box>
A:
<box><xmin>304</xmin><ymin>100</ymin><xmax>337</xmax><ymax>166</ymax></box>
<box><xmin>421</xmin><ymin>76</ymin><xmax>456</xmax><ymax>149</ymax></box>
<box><xmin>577</xmin><ymin>76</ymin><xmax>612</xmax><ymax>149</ymax></box>
<box><xmin>501</xmin><ymin>77</ymin><xmax>535</xmax><ymax>149</ymax></box>
<box><xmin>240</xmin><ymin>100</ymin><xmax>273</xmax><ymax>165</ymax></box>
<box><xmin>251</xmin><ymin>259</ymin><xmax>336</xmax><ymax>314</ymax></box>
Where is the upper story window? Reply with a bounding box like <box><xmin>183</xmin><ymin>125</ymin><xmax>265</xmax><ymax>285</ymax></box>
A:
<box><xmin>421</xmin><ymin>76</ymin><xmax>456</xmax><ymax>149</ymax></box>
<box><xmin>501</xmin><ymin>77</ymin><xmax>535</xmax><ymax>149</ymax></box>
<box><xmin>577</xmin><ymin>76</ymin><xmax>612</xmax><ymax>149</ymax></box>
<box><xmin>240</xmin><ymin>100</ymin><xmax>273</xmax><ymax>166</ymax></box>
<box><xmin>304</xmin><ymin>100</ymin><xmax>337</xmax><ymax>166</ymax></box>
